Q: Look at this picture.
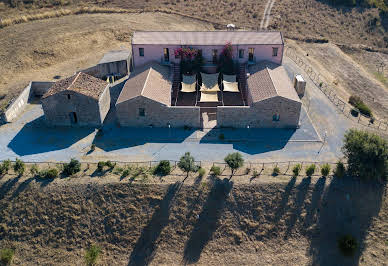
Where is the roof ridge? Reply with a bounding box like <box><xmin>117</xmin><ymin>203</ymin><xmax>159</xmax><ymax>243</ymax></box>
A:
<box><xmin>266</xmin><ymin>67</ymin><xmax>278</xmax><ymax>96</ymax></box>
<box><xmin>141</xmin><ymin>66</ymin><xmax>153</xmax><ymax>96</ymax></box>
<box><xmin>68</xmin><ymin>72</ymin><xmax>82</xmax><ymax>90</ymax></box>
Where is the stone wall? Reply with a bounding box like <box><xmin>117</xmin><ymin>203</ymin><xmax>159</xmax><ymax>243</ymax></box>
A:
<box><xmin>217</xmin><ymin>96</ymin><xmax>301</xmax><ymax>128</ymax></box>
<box><xmin>41</xmin><ymin>85</ymin><xmax>110</xmax><ymax>127</ymax></box>
<box><xmin>116</xmin><ymin>97</ymin><xmax>200</xmax><ymax>128</ymax></box>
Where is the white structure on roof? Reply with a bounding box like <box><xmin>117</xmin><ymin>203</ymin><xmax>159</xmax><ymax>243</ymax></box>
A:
<box><xmin>293</xmin><ymin>74</ymin><xmax>306</xmax><ymax>97</ymax></box>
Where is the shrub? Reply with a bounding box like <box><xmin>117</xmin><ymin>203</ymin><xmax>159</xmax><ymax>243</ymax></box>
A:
<box><xmin>253</xmin><ymin>170</ymin><xmax>259</xmax><ymax>178</ymax></box>
<box><xmin>210</xmin><ymin>165</ymin><xmax>221</xmax><ymax>176</ymax></box>
<box><xmin>30</xmin><ymin>164</ymin><xmax>39</xmax><ymax>175</ymax></box>
<box><xmin>272</xmin><ymin>166</ymin><xmax>280</xmax><ymax>176</ymax></box>
<box><xmin>334</xmin><ymin>161</ymin><xmax>346</xmax><ymax>178</ymax></box>
<box><xmin>0</xmin><ymin>159</ymin><xmax>11</xmax><ymax>174</ymax></box>
<box><xmin>14</xmin><ymin>158</ymin><xmax>25</xmax><ymax>175</ymax></box>
<box><xmin>85</xmin><ymin>244</ymin><xmax>101</xmax><ymax>266</ymax></box>
<box><xmin>348</xmin><ymin>95</ymin><xmax>372</xmax><ymax>117</ymax></box>
<box><xmin>224</xmin><ymin>152</ymin><xmax>244</xmax><ymax>176</ymax></box>
<box><xmin>153</xmin><ymin>160</ymin><xmax>171</xmax><ymax>176</ymax></box>
<box><xmin>338</xmin><ymin>234</ymin><xmax>358</xmax><ymax>256</ymax></box>
<box><xmin>245</xmin><ymin>168</ymin><xmax>251</xmax><ymax>174</ymax></box>
<box><xmin>90</xmin><ymin>144</ymin><xmax>96</xmax><ymax>151</ymax></box>
<box><xmin>0</xmin><ymin>248</ymin><xmax>14</xmax><ymax>265</ymax></box>
<box><xmin>305</xmin><ymin>164</ymin><xmax>316</xmax><ymax>177</ymax></box>
<box><xmin>292</xmin><ymin>164</ymin><xmax>302</xmax><ymax>177</ymax></box>
<box><xmin>198</xmin><ymin>167</ymin><xmax>206</xmax><ymax>177</ymax></box>
<box><xmin>122</xmin><ymin>169</ymin><xmax>130</xmax><ymax>178</ymax></box>
<box><xmin>105</xmin><ymin>160</ymin><xmax>115</xmax><ymax>169</ymax></box>
<box><xmin>97</xmin><ymin>161</ymin><xmax>105</xmax><ymax>172</ymax></box>
<box><xmin>321</xmin><ymin>163</ymin><xmax>331</xmax><ymax>177</ymax></box>
<box><xmin>39</xmin><ymin>168</ymin><xmax>59</xmax><ymax>179</ymax></box>
<box><xmin>178</xmin><ymin>152</ymin><xmax>196</xmax><ymax>179</ymax></box>
<box><xmin>63</xmin><ymin>158</ymin><xmax>81</xmax><ymax>176</ymax></box>
<box><xmin>342</xmin><ymin>129</ymin><xmax>387</xmax><ymax>180</ymax></box>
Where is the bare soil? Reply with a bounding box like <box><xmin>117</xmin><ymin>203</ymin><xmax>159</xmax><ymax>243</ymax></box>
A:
<box><xmin>0</xmin><ymin>164</ymin><xmax>387</xmax><ymax>265</ymax></box>
<box><xmin>0</xmin><ymin>12</ymin><xmax>213</xmax><ymax>110</ymax></box>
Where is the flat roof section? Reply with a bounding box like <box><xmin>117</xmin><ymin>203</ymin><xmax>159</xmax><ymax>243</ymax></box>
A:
<box><xmin>132</xmin><ymin>31</ymin><xmax>283</xmax><ymax>45</ymax></box>
<box><xmin>98</xmin><ymin>50</ymin><xmax>131</xmax><ymax>65</ymax></box>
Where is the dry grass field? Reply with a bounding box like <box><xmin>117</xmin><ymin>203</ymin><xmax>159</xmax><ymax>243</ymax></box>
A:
<box><xmin>0</xmin><ymin>12</ymin><xmax>213</xmax><ymax>111</ymax></box>
<box><xmin>0</xmin><ymin>167</ymin><xmax>387</xmax><ymax>265</ymax></box>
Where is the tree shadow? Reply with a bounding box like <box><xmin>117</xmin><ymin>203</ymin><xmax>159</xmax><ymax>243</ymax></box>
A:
<box><xmin>127</xmin><ymin>182</ymin><xmax>182</xmax><ymax>266</ymax></box>
<box><xmin>183</xmin><ymin>178</ymin><xmax>233</xmax><ymax>264</ymax></box>
<box><xmin>304</xmin><ymin>176</ymin><xmax>326</xmax><ymax>228</ymax></box>
<box><xmin>284</xmin><ymin>176</ymin><xmax>312</xmax><ymax>239</ymax></box>
<box><xmin>11</xmin><ymin>176</ymin><xmax>35</xmax><ymax>198</ymax></box>
<box><xmin>309</xmin><ymin>176</ymin><xmax>386</xmax><ymax>265</ymax></box>
<box><xmin>0</xmin><ymin>176</ymin><xmax>21</xmax><ymax>200</ymax></box>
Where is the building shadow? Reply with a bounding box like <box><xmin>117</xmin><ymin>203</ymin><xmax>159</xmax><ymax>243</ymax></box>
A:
<box><xmin>92</xmin><ymin>127</ymin><xmax>196</xmax><ymax>152</ymax></box>
<box><xmin>284</xmin><ymin>176</ymin><xmax>312</xmax><ymax>239</ymax></box>
<box><xmin>8</xmin><ymin>115</ymin><xmax>95</xmax><ymax>156</ymax></box>
<box><xmin>127</xmin><ymin>182</ymin><xmax>182</xmax><ymax>266</ymax></box>
<box><xmin>183</xmin><ymin>178</ymin><xmax>233</xmax><ymax>264</ymax></box>
<box><xmin>308</xmin><ymin>176</ymin><xmax>386</xmax><ymax>265</ymax></box>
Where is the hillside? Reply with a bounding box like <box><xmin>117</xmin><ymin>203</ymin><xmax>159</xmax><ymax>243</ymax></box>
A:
<box><xmin>0</xmin><ymin>172</ymin><xmax>386</xmax><ymax>265</ymax></box>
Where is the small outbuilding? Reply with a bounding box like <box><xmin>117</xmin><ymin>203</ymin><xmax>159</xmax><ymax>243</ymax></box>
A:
<box><xmin>41</xmin><ymin>72</ymin><xmax>111</xmax><ymax>126</ymax></box>
<box><xmin>97</xmin><ymin>50</ymin><xmax>131</xmax><ymax>82</ymax></box>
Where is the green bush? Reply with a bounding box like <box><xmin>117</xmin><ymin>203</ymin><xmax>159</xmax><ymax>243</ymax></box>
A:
<box><xmin>342</xmin><ymin>129</ymin><xmax>387</xmax><ymax>180</ymax></box>
<box><xmin>348</xmin><ymin>95</ymin><xmax>372</xmax><ymax>117</ymax></box>
<box><xmin>85</xmin><ymin>244</ymin><xmax>101</xmax><ymax>266</ymax></box>
<box><xmin>39</xmin><ymin>168</ymin><xmax>59</xmax><ymax>179</ymax></box>
<box><xmin>253</xmin><ymin>170</ymin><xmax>259</xmax><ymax>178</ymax></box>
<box><xmin>178</xmin><ymin>152</ymin><xmax>196</xmax><ymax>179</ymax></box>
<box><xmin>305</xmin><ymin>164</ymin><xmax>316</xmax><ymax>177</ymax></box>
<box><xmin>338</xmin><ymin>234</ymin><xmax>358</xmax><ymax>256</ymax></box>
<box><xmin>224</xmin><ymin>152</ymin><xmax>244</xmax><ymax>176</ymax></box>
<box><xmin>210</xmin><ymin>165</ymin><xmax>221</xmax><ymax>176</ymax></box>
<box><xmin>63</xmin><ymin>158</ymin><xmax>81</xmax><ymax>176</ymax></box>
<box><xmin>0</xmin><ymin>248</ymin><xmax>14</xmax><ymax>265</ymax></box>
<box><xmin>198</xmin><ymin>167</ymin><xmax>206</xmax><ymax>177</ymax></box>
<box><xmin>272</xmin><ymin>166</ymin><xmax>280</xmax><ymax>176</ymax></box>
<box><xmin>30</xmin><ymin>164</ymin><xmax>39</xmax><ymax>175</ymax></box>
<box><xmin>105</xmin><ymin>160</ymin><xmax>115</xmax><ymax>169</ymax></box>
<box><xmin>122</xmin><ymin>169</ymin><xmax>130</xmax><ymax>178</ymax></box>
<box><xmin>321</xmin><ymin>163</ymin><xmax>331</xmax><ymax>177</ymax></box>
<box><xmin>334</xmin><ymin>161</ymin><xmax>346</xmax><ymax>178</ymax></box>
<box><xmin>14</xmin><ymin>158</ymin><xmax>25</xmax><ymax>176</ymax></box>
<box><xmin>0</xmin><ymin>159</ymin><xmax>11</xmax><ymax>175</ymax></box>
<box><xmin>292</xmin><ymin>164</ymin><xmax>302</xmax><ymax>177</ymax></box>
<box><xmin>97</xmin><ymin>161</ymin><xmax>105</xmax><ymax>172</ymax></box>
<box><xmin>153</xmin><ymin>160</ymin><xmax>171</xmax><ymax>176</ymax></box>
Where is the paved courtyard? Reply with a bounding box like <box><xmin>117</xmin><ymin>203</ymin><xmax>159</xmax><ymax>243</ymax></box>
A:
<box><xmin>0</xmin><ymin>56</ymin><xmax>355</xmax><ymax>163</ymax></box>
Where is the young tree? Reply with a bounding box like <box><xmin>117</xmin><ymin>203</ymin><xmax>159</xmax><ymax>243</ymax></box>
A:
<box><xmin>342</xmin><ymin>129</ymin><xmax>388</xmax><ymax>181</ymax></box>
<box><xmin>224</xmin><ymin>152</ymin><xmax>244</xmax><ymax>178</ymax></box>
<box><xmin>178</xmin><ymin>152</ymin><xmax>196</xmax><ymax>180</ymax></box>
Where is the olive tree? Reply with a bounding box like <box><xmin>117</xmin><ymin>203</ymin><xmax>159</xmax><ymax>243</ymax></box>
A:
<box><xmin>224</xmin><ymin>152</ymin><xmax>244</xmax><ymax>178</ymax></box>
<box><xmin>342</xmin><ymin>129</ymin><xmax>387</xmax><ymax>181</ymax></box>
<box><xmin>178</xmin><ymin>152</ymin><xmax>197</xmax><ymax>180</ymax></box>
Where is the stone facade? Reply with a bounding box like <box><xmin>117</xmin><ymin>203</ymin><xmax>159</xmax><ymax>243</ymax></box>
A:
<box><xmin>116</xmin><ymin>96</ymin><xmax>200</xmax><ymax>128</ymax></box>
<box><xmin>217</xmin><ymin>96</ymin><xmax>301</xmax><ymax>128</ymax></box>
<box><xmin>41</xmin><ymin>85</ymin><xmax>110</xmax><ymax>127</ymax></box>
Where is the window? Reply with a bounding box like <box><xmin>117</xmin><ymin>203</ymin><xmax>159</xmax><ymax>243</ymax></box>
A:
<box><xmin>212</xmin><ymin>49</ymin><xmax>218</xmax><ymax>64</ymax></box>
<box><xmin>139</xmin><ymin>48</ymin><xmax>144</xmax><ymax>57</ymax></box>
<box><xmin>273</xmin><ymin>114</ymin><xmax>280</xmax><ymax>121</ymax></box>
<box><xmin>248</xmin><ymin>48</ymin><xmax>254</xmax><ymax>62</ymax></box>
<box><xmin>139</xmin><ymin>108</ymin><xmax>145</xmax><ymax>117</ymax></box>
<box><xmin>272</xmin><ymin>47</ymin><xmax>278</xmax><ymax>57</ymax></box>
<box><xmin>239</xmin><ymin>49</ymin><xmax>244</xmax><ymax>59</ymax></box>
<box><xmin>163</xmin><ymin>48</ymin><xmax>169</xmax><ymax>62</ymax></box>
<box><xmin>67</xmin><ymin>94</ymin><xmax>71</xmax><ymax>100</ymax></box>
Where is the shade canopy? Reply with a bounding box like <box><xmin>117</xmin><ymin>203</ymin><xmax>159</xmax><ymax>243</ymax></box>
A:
<box><xmin>223</xmin><ymin>81</ymin><xmax>239</xmax><ymax>92</ymax></box>
<box><xmin>182</xmin><ymin>74</ymin><xmax>196</xmax><ymax>85</ymax></box>
<box><xmin>200</xmin><ymin>73</ymin><xmax>220</xmax><ymax>92</ymax></box>
<box><xmin>200</xmin><ymin>91</ymin><xmax>219</xmax><ymax>102</ymax></box>
<box><xmin>223</xmin><ymin>74</ymin><xmax>236</xmax><ymax>83</ymax></box>
<box><xmin>181</xmin><ymin>82</ymin><xmax>196</xmax><ymax>93</ymax></box>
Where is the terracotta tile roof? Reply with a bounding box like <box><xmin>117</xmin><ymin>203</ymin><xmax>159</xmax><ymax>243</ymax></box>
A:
<box><xmin>42</xmin><ymin>72</ymin><xmax>108</xmax><ymax>99</ymax></box>
<box><xmin>133</xmin><ymin>31</ymin><xmax>283</xmax><ymax>45</ymax></box>
<box><xmin>247</xmin><ymin>63</ymin><xmax>300</xmax><ymax>103</ymax></box>
<box><xmin>116</xmin><ymin>63</ymin><xmax>171</xmax><ymax>105</ymax></box>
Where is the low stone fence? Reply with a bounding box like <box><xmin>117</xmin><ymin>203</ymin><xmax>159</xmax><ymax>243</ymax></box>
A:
<box><xmin>285</xmin><ymin>47</ymin><xmax>388</xmax><ymax>136</ymax></box>
<box><xmin>2</xmin><ymin>81</ymin><xmax>53</xmax><ymax>123</ymax></box>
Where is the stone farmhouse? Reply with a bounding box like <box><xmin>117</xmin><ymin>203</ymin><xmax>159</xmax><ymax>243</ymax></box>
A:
<box><xmin>116</xmin><ymin>31</ymin><xmax>301</xmax><ymax>128</ymax></box>
<box><xmin>41</xmin><ymin>72</ymin><xmax>110</xmax><ymax>126</ymax></box>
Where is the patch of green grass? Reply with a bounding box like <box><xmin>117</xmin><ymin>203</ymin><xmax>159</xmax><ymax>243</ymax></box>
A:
<box><xmin>85</xmin><ymin>244</ymin><xmax>101</xmax><ymax>266</ymax></box>
<box><xmin>0</xmin><ymin>248</ymin><xmax>14</xmax><ymax>265</ymax></box>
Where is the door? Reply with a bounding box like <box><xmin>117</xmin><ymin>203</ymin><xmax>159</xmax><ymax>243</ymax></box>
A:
<box><xmin>212</xmin><ymin>49</ymin><xmax>218</xmax><ymax>64</ymax></box>
<box><xmin>164</xmin><ymin>48</ymin><xmax>169</xmax><ymax>62</ymax></box>
<box><xmin>69</xmin><ymin>112</ymin><xmax>78</xmax><ymax>124</ymax></box>
<box><xmin>248</xmin><ymin>48</ymin><xmax>254</xmax><ymax>62</ymax></box>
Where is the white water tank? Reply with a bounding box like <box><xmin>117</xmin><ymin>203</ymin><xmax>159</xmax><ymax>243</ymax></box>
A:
<box><xmin>293</xmin><ymin>74</ymin><xmax>306</xmax><ymax>97</ymax></box>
